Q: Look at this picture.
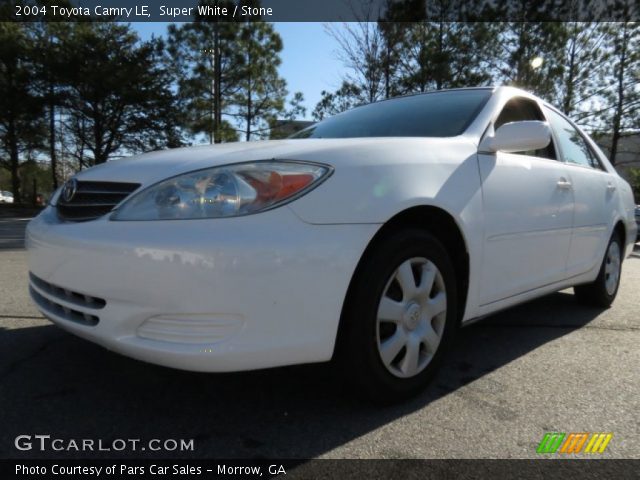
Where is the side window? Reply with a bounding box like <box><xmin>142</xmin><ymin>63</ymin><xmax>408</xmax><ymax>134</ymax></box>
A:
<box><xmin>494</xmin><ymin>98</ymin><xmax>556</xmax><ymax>160</ymax></box>
<box><xmin>544</xmin><ymin>107</ymin><xmax>603</xmax><ymax>170</ymax></box>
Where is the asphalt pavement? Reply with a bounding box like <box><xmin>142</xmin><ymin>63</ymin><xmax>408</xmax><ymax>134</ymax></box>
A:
<box><xmin>0</xmin><ymin>217</ymin><xmax>29</xmax><ymax>250</ymax></box>
<box><xmin>0</xmin><ymin>216</ymin><xmax>638</xmax><ymax>459</ymax></box>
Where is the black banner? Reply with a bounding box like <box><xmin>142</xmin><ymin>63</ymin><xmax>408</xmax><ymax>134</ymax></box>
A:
<box><xmin>4</xmin><ymin>0</ymin><xmax>640</xmax><ymax>22</ymax></box>
<box><xmin>3</xmin><ymin>459</ymin><xmax>640</xmax><ymax>479</ymax></box>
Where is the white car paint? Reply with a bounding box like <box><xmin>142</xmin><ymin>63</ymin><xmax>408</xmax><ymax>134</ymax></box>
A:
<box><xmin>26</xmin><ymin>86</ymin><xmax>637</xmax><ymax>372</ymax></box>
<box><xmin>477</xmin><ymin>150</ymin><xmax>575</xmax><ymax>305</ymax></box>
<box><xmin>0</xmin><ymin>191</ymin><xmax>14</xmax><ymax>203</ymax></box>
<box><xmin>479</xmin><ymin>120</ymin><xmax>551</xmax><ymax>153</ymax></box>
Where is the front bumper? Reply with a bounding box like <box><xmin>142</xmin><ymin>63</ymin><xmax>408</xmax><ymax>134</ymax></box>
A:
<box><xmin>26</xmin><ymin>206</ymin><xmax>378</xmax><ymax>372</ymax></box>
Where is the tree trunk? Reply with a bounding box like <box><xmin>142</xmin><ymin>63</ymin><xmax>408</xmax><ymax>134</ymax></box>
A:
<box><xmin>78</xmin><ymin>117</ymin><xmax>86</xmax><ymax>171</ymax></box>
<box><xmin>8</xmin><ymin>116</ymin><xmax>21</xmax><ymax>202</ymax></box>
<box><xmin>48</xmin><ymin>29</ymin><xmax>59</xmax><ymax>189</ymax></box>
<box><xmin>245</xmin><ymin>50</ymin><xmax>252</xmax><ymax>142</ymax></box>
<box><xmin>32</xmin><ymin>178</ymin><xmax>37</xmax><ymax>206</ymax></box>
<box><xmin>245</xmin><ymin>86</ymin><xmax>252</xmax><ymax>141</ymax></box>
<box><xmin>49</xmin><ymin>84</ymin><xmax>58</xmax><ymax>188</ymax></box>
<box><xmin>93</xmin><ymin>116</ymin><xmax>107</xmax><ymax>164</ymax></box>
<box><xmin>436</xmin><ymin>20</ymin><xmax>443</xmax><ymax>90</ymax></box>
<box><xmin>563</xmin><ymin>25</ymin><xmax>577</xmax><ymax>115</ymax></box>
<box><xmin>516</xmin><ymin>23</ymin><xmax>526</xmax><ymax>85</ymax></box>
<box><xmin>209</xmin><ymin>51</ymin><xmax>215</xmax><ymax>144</ymax></box>
<box><xmin>384</xmin><ymin>45</ymin><xmax>391</xmax><ymax>98</ymax></box>
<box><xmin>419</xmin><ymin>23</ymin><xmax>427</xmax><ymax>92</ymax></box>
<box><xmin>610</xmin><ymin>24</ymin><xmax>628</xmax><ymax>166</ymax></box>
<box><xmin>213</xmin><ymin>26</ymin><xmax>222</xmax><ymax>144</ymax></box>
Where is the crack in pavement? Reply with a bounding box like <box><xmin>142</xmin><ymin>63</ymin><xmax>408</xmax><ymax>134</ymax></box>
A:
<box><xmin>0</xmin><ymin>334</ymin><xmax>65</xmax><ymax>381</ymax></box>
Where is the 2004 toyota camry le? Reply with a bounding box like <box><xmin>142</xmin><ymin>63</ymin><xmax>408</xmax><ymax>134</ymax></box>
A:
<box><xmin>27</xmin><ymin>87</ymin><xmax>637</xmax><ymax>401</ymax></box>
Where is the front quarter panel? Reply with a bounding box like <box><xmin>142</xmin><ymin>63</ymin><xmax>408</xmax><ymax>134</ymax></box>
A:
<box><xmin>288</xmin><ymin>136</ymin><xmax>485</xmax><ymax>321</ymax></box>
<box><xmin>288</xmin><ymin>137</ymin><xmax>480</xmax><ymax>225</ymax></box>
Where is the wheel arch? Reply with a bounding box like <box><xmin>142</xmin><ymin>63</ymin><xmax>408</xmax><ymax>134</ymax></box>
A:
<box><xmin>613</xmin><ymin>219</ymin><xmax>626</xmax><ymax>249</ymax></box>
<box><xmin>333</xmin><ymin>205</ymin><xmax>470</xmax><ymax>358</ymax></box>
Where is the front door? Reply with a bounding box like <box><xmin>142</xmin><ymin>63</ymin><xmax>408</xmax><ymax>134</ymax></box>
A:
<box><xmin>478</xmin><ymin>152</ymin><xmax>574</xmax><ymax>305</ymax></box>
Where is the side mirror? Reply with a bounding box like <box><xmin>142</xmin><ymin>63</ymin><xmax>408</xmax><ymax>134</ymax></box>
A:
<box><xmin>479</xmin><ymin>120</ymin><xmax>551</xmax><ymax>154</ymax></box>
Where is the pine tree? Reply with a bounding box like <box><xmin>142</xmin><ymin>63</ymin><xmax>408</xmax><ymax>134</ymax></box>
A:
<box><xmin>559</xmin><ymin>22</ymin><xmax>608</xmax><ymax>118</ymax></box>
<box><xmin>0</xmin><ymin>23</ymin><xmax>45</xmax><ymax>202</ymax></box>
<box><xmin>31</xmin><ymin>22</ymin><xmax>68</xmax><ymax>188</ymax></box>
<box><xmin>494</xmin><ymin>21</ymin><xmax>568</xmax><ymax>103</ymax></box>
<box><xmin>599</xmin><ymin>21</ymin><xmax>640</xmax><ymax>165</ymax></box>
<box><xmin>58</xmin><ymin>22</ymin><xmax>178</xmax><ymax>165</ymax></box>
<box><xmin>233</xmin><ymin>21</ymin><xmax>288</xmax><ymax>140</ymax></box>
<box><xmin>167</xmin><ymin>1</ymin><xmax>243</xmax><ymax>144</ymax></box>
<box><xmin>312</xmin><ymin>82</ymin><xmax>364</xmax><ymax>121</ymax></box>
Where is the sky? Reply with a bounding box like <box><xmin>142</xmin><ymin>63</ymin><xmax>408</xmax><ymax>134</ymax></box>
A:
<box><xmin>132</xmin><ymin>22</ymin><xmax>347</xmax><ymax>120</ymax></box>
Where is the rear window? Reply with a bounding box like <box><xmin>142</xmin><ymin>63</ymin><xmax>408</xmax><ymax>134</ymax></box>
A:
<box><xmin>292</xmin><ymin>89</ymin><xmax>491</xmax><ymax>139</ymax></box>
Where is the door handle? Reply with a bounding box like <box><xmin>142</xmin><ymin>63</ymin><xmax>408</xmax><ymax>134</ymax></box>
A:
<box><xmin>556</xmin><ymin>179</ymin><xmax>572</xmax><ymax>190</ymax></box>
<box><xmin>607</xmin><ymin>182</ymin><xmax>616</xmax><ymax>192</ymax></box>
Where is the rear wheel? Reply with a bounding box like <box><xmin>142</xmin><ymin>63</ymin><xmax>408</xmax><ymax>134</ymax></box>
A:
<box><xmin>574</xmin><ymin>232</ymin><xmax>622</xmax><ymax>307</ymax></box>
<box><xmin>337</xmin><ymin>229</ymin><xmax>458</xmax><ymax>403</ymax></box>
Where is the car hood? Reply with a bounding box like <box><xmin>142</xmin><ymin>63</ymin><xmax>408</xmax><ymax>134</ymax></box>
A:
<box><xmin>73</xmin><ymin>137</ymin><xmax>475</xmax><ymax>187</ymax></box>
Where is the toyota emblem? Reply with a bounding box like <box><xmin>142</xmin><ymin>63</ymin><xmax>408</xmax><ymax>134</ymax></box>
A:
<box><xmin>62</xmin><ymin>178</ymin><xmax>78</xmax><ymax>203</ymax></box>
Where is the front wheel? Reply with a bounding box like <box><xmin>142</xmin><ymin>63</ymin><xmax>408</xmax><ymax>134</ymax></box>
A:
<box><xmin>574</xmin><ymin>232</ymin><xmax>623</xmax><ymax>307</ymax></box>
<box><xmin>337</xmin><ymin>229</ymin><xmax>458</xmax><ymax>403</ymax></box>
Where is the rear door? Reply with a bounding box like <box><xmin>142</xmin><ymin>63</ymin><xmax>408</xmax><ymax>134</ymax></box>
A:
<box><xmin>478</xmin><ymin>98</ymin><xmax>574</xmax><ymax>305</ymax></box>
<box><xmin>543</xmin><ymin>106</ymin><xmax>616</xmax><ymax>276</ymax></box>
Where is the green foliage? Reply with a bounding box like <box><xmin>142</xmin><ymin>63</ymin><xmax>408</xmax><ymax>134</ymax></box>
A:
<box><xmin>316</xmin><ymin>12</ymin><xmax>638</xmax><ymax>155</ymax></box>
<box><xmin>233</xmin><ymin>21</ymin><xmax>287</xmax><ymax>140</ymax></box>
<box><xmin>169</xmin><ymin>2</ymin><xmax>290</xmax><ymax>142</ymax></box>
<box><xmin>559</xmin><ymin>22</ymin><xmax>608</xmax><ymax>118</ymax></box>
<box><xmin>628</xmin><ymin>167</ymin><xmax>640</xmax><ymax>203</ymax></box>
<box><xmin>396</xmin><ymin>22</ymin><xmax>498</xmax><ymax>93</ymax></box>
<box><xmin>57</xmin><ymin>22</ymin><xmax>179</xmax><ymax>165</ymax></box>
<box><xmin>312</xmin><ymin>82</ymin><xmax>365</xmax><ymax>121</ymax></box>
<box><xmin>167</xmin><ymin>1</ymin><xmax>245</xmax><ymax>144</ymax></box>
<box><xmin>285</xmin><ymin>92</ymin><xmax>307</xmax><ymax>121</ymax></box>
<box><xmin>0</xmin><ymin>23</ymin><xmax>46</xmax><ymax>202</ymax></box>
<box><xmin>0</xmin><ymin>160</ymin><xmax>53</xmax><ymax>201</ymax></box>
<box><xmin>267</xmin><ymin>92</ymin><xmax>307</xmax><ymax>139</ymax></box>
<box><xmin>495</xmin><ymin>22</ymin><xmax>568</xmax><ymax>104</ymax></box>
<box><xmin>597</xmin><ymin>22</ymin><xmax>640</xmax><ymax>165</ymax></box>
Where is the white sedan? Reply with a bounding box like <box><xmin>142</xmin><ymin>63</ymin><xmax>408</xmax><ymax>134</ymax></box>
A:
<box><xmin>26</xmin><ymin>87</ymin><xmax>637</xmax><ymax>402</ymax></box>
<box><xmin>0</xmin><ymin>191</ymin><xmax>14</xmax><ymax>203</ymax></box>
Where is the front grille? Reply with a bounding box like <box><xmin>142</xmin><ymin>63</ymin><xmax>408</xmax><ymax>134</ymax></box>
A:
<box><xmin>57</xmin><ymin>181</ymin><xmax>140</xmax><ymax>222</ymax></box>
<box><xmin>29</xmin><ymin>273</ymin><xmax>105</xmax><ymax>326</ymax></box>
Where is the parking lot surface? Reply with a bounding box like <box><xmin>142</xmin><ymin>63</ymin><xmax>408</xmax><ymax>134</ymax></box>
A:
<box><xmin>1</xmin><ymin>216</ymin><xmax>638</xmax><ymax>459</ymax></box>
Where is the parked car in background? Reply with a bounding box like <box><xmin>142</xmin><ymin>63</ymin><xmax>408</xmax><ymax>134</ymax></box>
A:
<box><xmin>26</xmin><ymin>86</ymin><xmax>638</xmax><ymax>402</ymax></box>
<box><xmin>0</xmin><ymin>191</ymin><xmax>14</xmax><ymax>203</ymax></box>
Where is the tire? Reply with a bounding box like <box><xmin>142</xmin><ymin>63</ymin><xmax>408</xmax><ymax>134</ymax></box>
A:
<box><xmin>574</xmin><ymin>232</ymin><xmax>623</xmax><ymax>308</ymax></box>
<box><xmin>336</xmin><ymin>228</ymin><xmax>458</xmax><ymax>404</ymax></box>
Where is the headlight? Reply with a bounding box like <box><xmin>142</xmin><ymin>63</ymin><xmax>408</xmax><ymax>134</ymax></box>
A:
<box><xmin>111</xmin><ymin>160</ymin><xmax>332</xmax><ymax>221</ymax></box>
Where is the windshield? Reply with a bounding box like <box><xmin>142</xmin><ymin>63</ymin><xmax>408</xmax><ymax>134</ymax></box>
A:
<box><xmin>292</xmin><ymin>89</ymin><xmax>491</xmax><ymax>139</ymax></box>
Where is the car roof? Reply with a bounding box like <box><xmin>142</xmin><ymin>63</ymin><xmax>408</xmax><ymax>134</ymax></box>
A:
<box><xmin>360</xmin><ymin>86</ymin><xmax>496</xmax><ymax>107</ymax></box>
<box><xmin>345</xmin><ymin>86</ymin><xmax>543</xmax><ymax>114</ymax></box>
